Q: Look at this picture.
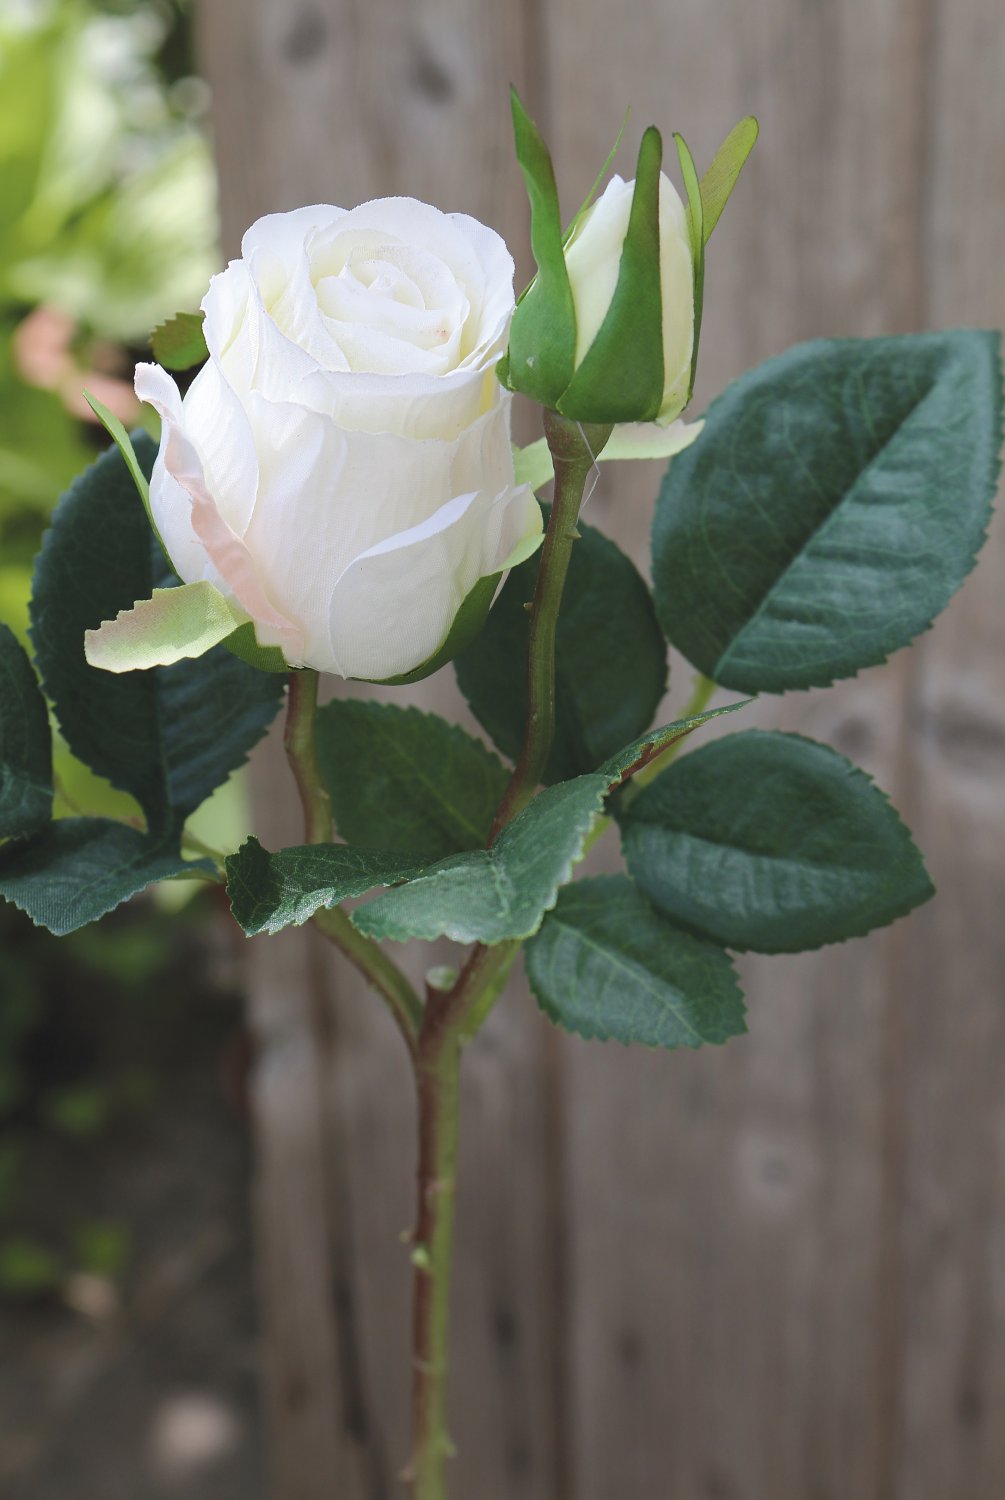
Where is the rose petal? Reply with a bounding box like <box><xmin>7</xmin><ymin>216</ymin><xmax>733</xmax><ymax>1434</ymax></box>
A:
<box><xmin>135</xmin><ymin>363</ymin><xmax>301</xmax><ymax>656</ymax></box>
<box><xmin>325</xmin><ymin>483</ymin><xmax>541</xmax><ymax>680</ymax></box>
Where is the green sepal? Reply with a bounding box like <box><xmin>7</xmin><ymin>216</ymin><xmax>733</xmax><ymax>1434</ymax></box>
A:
<box><xmin>557</xmin><ymin>126</ymin><xmax>665</xmax><ymax>423</ymax></box>
<box><xmin>526</xmin><ymin>875</ymin><xmax>746</xmax><ymax>1050</ymax></box>
<box><xmin>505</xmin><ymin>88</ymin><xmax>578</xmax><ymax>407</ymax></box>
<box><xmin>150</xmin><ymin>310</ymin><xmax>210</xmax><ymax>372</ymax></box>
<box><xmin>673</xmin><ymin>132</ymin><xmax>705</xmax><ymax>399</ymax></box>
<box><xmin>700</xmin><ymin>116</ymin><xmax>758</xmax><ymax>242</ymax></box>
<box><xmin>83</xmin><ymin>392</ymin><xmax>168</xmax><ymax>558</ymax></box>
<box><xmin>562</xmin><ymin>109</ymin><xmax>629</xmax><ymax>243</ymax></box>
<box><xmin>0</xmin><ymin>624</ymin><xmax>52</xmax><ymax>841</ymax></box>
<box><xmin>223</xmin><ymin>622</ymin><xmax>289</xmax><ymax>673</ymax></box>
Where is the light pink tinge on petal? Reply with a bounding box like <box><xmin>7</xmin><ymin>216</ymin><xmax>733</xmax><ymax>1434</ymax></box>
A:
<box><xmin>134</xmin><ymin>363</ymin><xmax>302</xmax><ymax>657</ymax></box>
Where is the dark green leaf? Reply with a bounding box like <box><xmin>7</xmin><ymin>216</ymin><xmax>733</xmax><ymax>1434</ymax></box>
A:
<box><xmin>700</xmin><ymin>117</ymin><xmax>758</xmax><ymax>241</ymax></box>
<box><xmin>150</xmin><ymin>311</ymin><xmax>209</xmax><ymax>372</ymax></box>
<box><xmin>455</xmin><ymin>509</ymin><xmax>667</xmax><ymax>783</ymax></box>
<box><xmin>316</xmin><ymin>701</ymin><xmax>508</xmax><ymax>859</ymax></box>
<box><xmin>0</xmin><ymin>625</ymin><xmax>51</xmax><ymax>840</ymax></box>
<box><xmin>653</xmin><ymin>331</ymin><xmax>1003</xmax><ymax>692</ymax></box>
<box><xmin>620</xmin><ymin>730</ymin><xmax>934</xmax><ymax>952</ymax></box>
<box><xmin>526</xmin><ymin>875</ymin><xmax>746</xmax><ymax>1048</ymax></box>
<box><xmin>354</xmin><ymin>774</ymin><xmax>609</xmax><ymax>945</ymax></box>
<box><xmin>0</xmin><ymin>819</ymin><xmax>206</xmax><ymax>936</ymax></box>
<box><xmin>225</xmin><ymin>836</ymin><xmax>424</xmax><ymax>937</ymax></box>
<box><xmin>674</xmin><ymin>132</ymin><xmax>705</xmax><ymax>398</ymax></box>
<box><xmin>506</xmin><ymin>88</ymin><xmax>577</xmax><ymax>406</ymax></box>
<box><xmin>558</xmin><ymin>126</ymin><xmax>665</xmax><ymax>423</ymax></box>
<box><xmin>30</xmin><ymin>438</ymin><xmax>284</xmax><ymax>840</ymax></box>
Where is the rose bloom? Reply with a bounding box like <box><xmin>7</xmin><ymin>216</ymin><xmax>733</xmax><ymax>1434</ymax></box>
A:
<box><xmin>136</xmin><ymin>199</ymin><xmax>541</xmax><ymax>680</ymax></box>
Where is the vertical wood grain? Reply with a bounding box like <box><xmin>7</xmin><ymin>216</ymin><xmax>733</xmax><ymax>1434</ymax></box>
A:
<box><xmin>196</xmin><ymin>0</ymin><xmax>1005</xmax><ymax>1495</ymax></box>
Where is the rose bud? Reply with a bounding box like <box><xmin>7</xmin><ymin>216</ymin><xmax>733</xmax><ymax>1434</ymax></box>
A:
<box><xmin>502</xmin><ymin>91</ymin><xmax>756</xmax><ymax>428</ymax></box>
<box><xmin>123</xmin><ymin>198</ymin><xmax>542</xmax><ymax>682</ymax></box>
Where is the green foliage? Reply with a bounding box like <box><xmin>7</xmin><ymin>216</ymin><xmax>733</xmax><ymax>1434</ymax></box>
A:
<box><xmin>0</xmin><ymin>3</ymin><xmax>217</xmax><ymax>341</ymax></box>
<box><xmin>30</xmin><ymin>437</ymin><xmax>283</xmax><ymax>843</ymax></box>
<box><xmin>0</xmin><ymin>819</ymin><xmax>204</xmax><ymax>937</ymax></box>
<box><xmin>558</xmin><ymin>127</ymin><xmax>665</xmax><ymax>423</ymax></box>
<box><xmin>700</xmin><ymin>117</ymin><xmax>759</xmax><ymax>241</ymax></box>
<box><xmin>226</xmin><ymin>836</ymin><xmax>426</xmax><ymax>937</ymax></box>
<box><xmin>620</xmin><ymin>730</ymin><xmax>934</xmax><ymax>952</ymax></box>
<box><xmin>0</xmin><ymin>437</ymin><xmax>283</xmax><ymax>934</ymax></box>
<box><xmin>150</xmin><ymin>310</ymin><xmax>209</xmax><ymax>371</ymax></box>
<box><xmin>455</xmin><ymin>510</ymin><xmax>667</xmax><ymax>782</ymax></box>
<box><xmin>503</xmin><ymin>88</ymin><xmax>577</xmax><ymax>405</ymax></box>
<box><xmin>0</xmin><ymin>1237</ymin><xmax>62</xmax><ymax>1298</ymax></box>
<box><xmin>316</xmin><ymin>701</ymin><xmax>508</xmax><ymax>858</ymax></box>
<box><xmin>0</xmin><ymin>624</ymin><xmax>51</xmax><ymax>839</ymax></box>
<box><xmin>353</xmin><ymin>774</ymin><xmax>609</xmax><ymax>945</ymax></box>
<box><xmin>653</xmin><ymin>331</ymin><xmax>1003</xmax><ymax>692</ymax></box>
<box><xmin>526</xmin><ymin>876</ymin><xmax>746</xmax><ymax>1049</ymax></box>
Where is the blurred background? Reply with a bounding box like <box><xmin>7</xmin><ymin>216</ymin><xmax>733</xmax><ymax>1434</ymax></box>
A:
<box><xmin>1</xmin><ymin>1</ymin><xmax>1004</xmax><ymax>1498</ymax></box>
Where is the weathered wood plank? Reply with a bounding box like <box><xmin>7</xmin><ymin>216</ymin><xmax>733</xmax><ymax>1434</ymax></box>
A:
<box><xmin>543</xmin><ymin>1</ymin><xmax>953</xmax><ymax>1496</ymax></box>
<box><xmin>892</xmin><ymin>2</ymin><xmax>1005</xmax><ymax>1494</ymax></box>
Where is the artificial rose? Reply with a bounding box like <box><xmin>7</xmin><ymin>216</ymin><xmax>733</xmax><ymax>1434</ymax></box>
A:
<box><xmin>134</xmin><ymin>198</ymin><xmax>542</xmax><ymax>681</ymax></box>
<box><xmin>563</xmin><ymin>171</ymin><xmax>694</xmax><ymax>424</ymax></box>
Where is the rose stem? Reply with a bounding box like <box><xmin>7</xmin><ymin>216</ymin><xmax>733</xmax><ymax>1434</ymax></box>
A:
<box><xmin>488</xmin><ymin>410</ymin><xmax>613</xmax><ymax>841</ymax></box>
<box><xmin>409</xmin><ymin>412</ymin><xmax>610</xmax><ymax>1497</ymax></box>
<box><xmin>284</xmin><ymin>668</ymin><xmax>422</xmax><ymax>1052</ymax></box>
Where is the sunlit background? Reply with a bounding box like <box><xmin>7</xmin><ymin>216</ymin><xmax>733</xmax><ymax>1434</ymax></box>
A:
<box><xmin>0</xmin><ymin>4</ymin><xmax>260</xmax><ymax>1492</ymax></box>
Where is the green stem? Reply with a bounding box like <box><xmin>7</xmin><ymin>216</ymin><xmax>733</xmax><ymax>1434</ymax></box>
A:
<box><xmin>488</xmin><ymin>412</ymin><xmax>612</xmax><ymax>841</ymax></box>
<box><xmin>407</xmin><ymin>938</ymin><xmax>517</xmax><ymax>1498</ymax></box>
<box><xmin>283</xmin><ymin>669</ymin><xmax>422</xmax><ymax>1050</ymax></box>
<box><xmin>408</xmin><ymin>413</ymin><xmax>614</xmax><ymax>1492</ymax></box>
<box><xmin>409</xmin><ymin>1013</ymin><xmax>462</xmax><ymax>1500</ymax></box>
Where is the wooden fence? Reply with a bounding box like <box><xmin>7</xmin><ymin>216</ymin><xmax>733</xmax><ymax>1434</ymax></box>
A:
<box><xmin>196</xmin><ymin>0</ymin><xmax>1005</xmax><ymax>1494</ymax></box>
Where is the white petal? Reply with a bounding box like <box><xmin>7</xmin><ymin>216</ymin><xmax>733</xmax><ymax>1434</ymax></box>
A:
<box><xmin>181</xmin><ymin>359</ymin><xmax>260</xmax><ymax>536</ymax></box>
<box><xmin>564</xmin><ymin>174</ymin><xmax>634</xmax><ymax>368</ymax></box>
<box><xmin>324</xmin><ymin>482</ymin><xmax>540</xmax><ymax>681</ymax></box>
<box><xmin>135</xmin><ymin>362</ymin><xmax>215</xmax><ymax>585</ymax></box>
<box><xmin>241</xmin><ymin>387</ymin><xmax>519</xmax><ymax>667</ymax></box>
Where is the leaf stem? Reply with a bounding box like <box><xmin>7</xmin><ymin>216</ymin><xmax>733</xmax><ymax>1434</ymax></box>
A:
<box><xmin>284</xmin><ymin>669</ymin><xmax>422</xmax><ymax>1049</ymax></box>
<box><xmin>488</xmin><ymin>412</ymin><xmax>612</xmax><ymax>841</ymax></box>
<box><xmin>624</xmin><ymin>672</ymin><xmax>717</xmax><ymax>800</ymax></box>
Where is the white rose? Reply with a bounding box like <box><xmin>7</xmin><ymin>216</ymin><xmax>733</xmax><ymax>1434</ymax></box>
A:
<box><xmin>563</xmin><ymin>172</ymin><xmax>694</xmax><ymax>424</ymax></box>
<box><xmin>134</xmin><ymin>198</ymin><xmax>542</xmax><ymax>681</ymax></box>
